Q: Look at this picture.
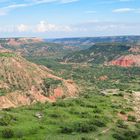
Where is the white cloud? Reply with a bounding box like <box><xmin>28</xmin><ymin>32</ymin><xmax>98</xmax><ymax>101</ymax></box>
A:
<box><xmin>17</xmin><ymin>24</ymin><xmax>29</xmax><ymax>32</ymax></box>
<box><xmin>1</xmin><ymin>21</ymin><xmax>140</xmax><ymax>37</ymax></box>
<box><xmin>113</xmin><ymin>8</ymin><xmax>135</xmax><ymax>13</ymax></box>
<box><xmin>113</xmin><ymin>8</ymin><xmax>140</xmax><ymax>13</ymax></box>
<box><xmin>36</xmin><ymin>21</ymin><xmax>57</xmax><ymax>32</ymax></box>
<box><xmin>0</xmin><ymin>0</ymin><xmax>79</xmax><ymax>16</ymax></box>
<box><xmin>60</xmin><ymin>0</ymin><xmax>79</xmax><ymax>3</ymax></box>
<box><xmin>36</xmin><ymin>20</ymin><xmax>73</xmax><ymax>32</ymax></box>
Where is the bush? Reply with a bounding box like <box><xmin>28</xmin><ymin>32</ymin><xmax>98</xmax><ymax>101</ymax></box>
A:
<box><xmin>0</xmin><ymin>114</ymin><xmax>13</xmax><ymax>126</ymax></box>
<box><xmin>112</xmin><ymin>133</ymin><xmax>124</xmax><ymax>140</ymax></box>
<box><xmin>93</xmin><ymin>108</ymin><xmax>102</xmax><ymax>113</ymax></box>
<box><xmin>92</xmin><ymin>120</ymin><xmax>106</xmax><ymax>127</ymax></box>
<box><xmin>120</xmin><ymin>110</ymin><xmax>126</xmax><ymax>115</ymax></box>
<box><xmin>2</xmin><ymin>128</ymin><xmax>14</xmax><ymax>138</ymax></box>
<box><xmin>74</xmin><ymin>122</ymin><xmax>97</xmax><ymax>133</ymax></box>
<box><xmin>124</xmin><ymin>130</ymin><xmax>139</xmax><ymax>139</ymax></box>
<box><xmin>60</xmin><ymin>126</ymin><xmax>73</xmax><ymax>134</ymax></box>
<box><xmin>116</xmin><ymin>120</ymin><xmax>128</xmax><ymax>129</ymax></box>
<box><xmin>135</xmin><ymin>122</ymin><xmax>140</xmax><ymax>129</ymax></box>
<box><xmin>128</xmin><ymin>115</ymin><xmax>136</xmax><ymax>122</ymax></box>
<box><xmin>112</xmin><ymin>130</ymin><xmax>140</xmax><ymax>140</ymax></box>
<box><xmin>60</xmin><ymin>121</ymin><xmax>97</xmax><ymax>134</ymax></box>
<box><xmin>81</xmin><ymin>137</ymin><xmax>93</xmax><ymax>140</ymax></box>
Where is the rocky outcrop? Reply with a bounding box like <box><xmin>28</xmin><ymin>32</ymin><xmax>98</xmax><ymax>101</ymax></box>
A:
<box><xmin>109</xmin><ymin>55</ymin><xmax>140</xmax><ymax>67</ymax></box>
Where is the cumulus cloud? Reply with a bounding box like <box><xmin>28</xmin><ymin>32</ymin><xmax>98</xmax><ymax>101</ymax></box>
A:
<box><xmin>36</xmin><ymin>21</ymin><xmax>57</xmax><ymax>32</ymax></box>
<box><xmin>36</xmin><ymin>21</ymin><xmax>73</xmax><ymax>32</ymax></box>
<box><xmin>17</xmin><ymin>24</ymin><xmax>29</xmax><ymax>32</ymax></box>
<box><xmin>0</xmin><ymin>20</ymin><xmax>140</xmax><ymax>38</ymax></box>
<box><xmin>10</xmin><ymin>20</ymin><xmax>74</xmax><ymax>33</ymax></box>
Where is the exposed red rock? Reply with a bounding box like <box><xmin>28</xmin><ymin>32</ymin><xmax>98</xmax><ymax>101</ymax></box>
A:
<box><xmin>109</xmin><ymin>55</ymin><xmax>140</xmax><ymax>67</ymax></box>
<box><xmin>49</xmin><ymin>87</ymin><xmax>63</xmax><ymax>102</ymax></box>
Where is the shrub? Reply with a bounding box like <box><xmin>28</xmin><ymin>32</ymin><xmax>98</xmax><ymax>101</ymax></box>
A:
<box><xmin>74</xmin><ymin>122</ymin><xmax>97</xmax><ymax>133</ymax></box>
<box><xmin>93</xmin><ymin>108</ymin><xmax>102</xmax><ymax>113</ymax></box>
<box><xmin>120</xmin><ymin>110</ymin><xmax>126</xmax><ymax>115</ymax></box>
<box><xmin>116</xmin><ymin>120</ymin><xmax>128</xmax><ymax>129</ymax></box>
<box><xmin>124</xmin><ymin>130</ymin><xmax>139</xmax><ymax>139</ymax></box>
<box><xmin>92</xmin><ymin>120</ymin><xmax>106</xmax><ymax>127</ymax></box>
<box><xmin>60</xmin><ymin>126</ymin><xmax>73</xmax><ymax>134</ymax></box>
<box><xmin>60</xmin><ymin>121</ymin><xmax>97</xmax><ymax>134</ymax></box>
<box><xmin>0</xmin><ymin>114</ymin><xmax>13</xmax><ymax>126</ymax></box>
<box><xmin>128</xmin><ymin>115</ymin><xmax>136</xmax><ymax>122</ymax></box>
<box><xmin>112</xmin><ymin>133</ymin><xmax>124</xmax><ymax>140</ymax></box>
<box><xmin>2</xmin><ymin>128</ymin><xmax>14</xmax><ymax>138</ymax></box>
<box><xmin>113</xmin><ymin>130</ymin><xmax>140</xmax><ymax>140</ymax></box>
<box><xmin>135</xmin><ymin>122</ymin><xmax>140</xmax><ymax>129</ymax></box>
<box><xmin>81</xmin><ymin>137</ymin><xmax>92</xmax><ymax>140</ymax></box>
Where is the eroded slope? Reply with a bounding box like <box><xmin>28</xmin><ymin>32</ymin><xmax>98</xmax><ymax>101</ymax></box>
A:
<box><xmin>0</xmin><ymin>50</ymin><xmax>78</xmax><ymax>108</ymax></box>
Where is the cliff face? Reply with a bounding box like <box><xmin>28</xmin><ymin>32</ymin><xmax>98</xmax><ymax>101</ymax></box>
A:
<box><xmin>0</xmin><ymin>50</ymin><xmax>78</xmax><ymax>108</ymax></box>
<box><xmin>109</xmin><ymin>55</ymin><xmax>140</xmax><ymax>67</ymax></box>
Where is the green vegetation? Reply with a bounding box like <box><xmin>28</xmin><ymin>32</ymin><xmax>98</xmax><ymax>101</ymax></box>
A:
<box><xmin>0</xmin><ymin>53</ymin><xmax>16</xmax><ymax>57</ymax></box>
<box><xmin>0</xmin><ymin>60</ymin><xmax>140</xmax><ymax>139</ymax></box>
<box><xmin>0</xmin><ymin>89</ymin><xmax>6</xmax><ymax>96</ymax></box>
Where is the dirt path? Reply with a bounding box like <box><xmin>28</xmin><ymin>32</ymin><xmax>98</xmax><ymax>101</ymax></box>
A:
<box><xmin>133</xmin><ymin>92</ymin><xmax>140</xmax><ymax>121</ymax></box>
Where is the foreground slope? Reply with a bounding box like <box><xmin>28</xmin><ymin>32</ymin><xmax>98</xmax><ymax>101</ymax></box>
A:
<box><xmin>0</xmin><ymin>49</ymin><xmax>78</xmax><ymax>108</ymax></box>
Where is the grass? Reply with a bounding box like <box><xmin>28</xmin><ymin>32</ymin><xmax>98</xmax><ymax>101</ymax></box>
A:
<box><xmin>0</xmin><ymin>92</ymin><xmax>139</xmax><ymax>140</ymax></box>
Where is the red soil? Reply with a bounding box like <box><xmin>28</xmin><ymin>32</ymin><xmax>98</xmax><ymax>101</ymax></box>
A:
<box><xmin>109</xmin><ymin>55</ymin><xmax>140</xmax><ymax>67</ymax></box>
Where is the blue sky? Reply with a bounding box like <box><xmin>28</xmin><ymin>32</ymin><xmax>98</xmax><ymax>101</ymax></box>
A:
<box><xmin>0</xmin><ymin>0</ymin><xmax>140</xmax><ymax>38</ymax></box>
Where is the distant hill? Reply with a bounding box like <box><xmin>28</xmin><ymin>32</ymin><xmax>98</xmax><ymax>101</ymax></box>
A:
<box><xmin>62</xmin><ymin>42</ymin><xmax>140</xmax><ymax>67</ymax></box>
<box><xmin>47</xmin><ymin>36</ymin><xmax>140</xmax><ymax>49</ymax></box>
<box><xmin>0</xmin><ymin>49</ymin><xmax>78</xmax><ymax>108</ymax></box>
<box><xmin>0</xmin><ymin>38</ymin><xmax>78</xmax><ymax>58</ymax></box>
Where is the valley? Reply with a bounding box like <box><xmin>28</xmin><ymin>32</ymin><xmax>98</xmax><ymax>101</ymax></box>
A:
<box><xmin>0</xmin><ymin>36</ymin><xmax>140</xmax><ymax>140</ymax></box>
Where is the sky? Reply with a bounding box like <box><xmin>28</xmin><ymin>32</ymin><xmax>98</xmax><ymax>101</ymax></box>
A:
<box><xmin>0</xmin><ymin>0</ymin><xmax>140</xmax><ymax>38</ymax></box>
